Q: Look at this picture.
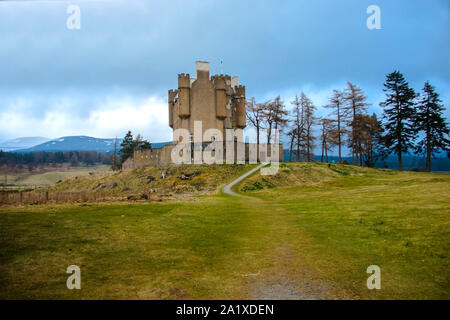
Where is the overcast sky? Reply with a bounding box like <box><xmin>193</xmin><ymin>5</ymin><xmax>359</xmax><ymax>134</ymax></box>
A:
<box><xmin>0</xmin><ymin>0</ymin><xmax>449</xmax><ymax>144</ymax></box>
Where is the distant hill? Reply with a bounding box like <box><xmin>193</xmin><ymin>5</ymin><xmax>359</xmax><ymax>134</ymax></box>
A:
<box><xmin>15</xmin><ymin>136</ymin><xmax>172</xmax><ymax>153</ymax></box>
<box><xmin>0</xmin><ymin>137</ymin><xmax>50</xmax><ymax>152</ymax></box>
<box><xmin>19</xmin><ymin>136</ymin><xmax>116</xmax><ymax>153</ymax></box>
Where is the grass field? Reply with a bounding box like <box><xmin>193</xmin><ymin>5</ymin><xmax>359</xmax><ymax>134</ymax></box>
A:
<box><xmin>0</xmin><ymin>163</ymin><xmax>448</xmax><ymax>299</ymax></box>
<box><xmin>45</xmin><ymin>164</ymin><xmax>254</xmax><ymax>200</ymax></box>
<box><xmin>0</xmin><ymin>165</ymin><xmax>111</xmax><ymax>188</ymax></box>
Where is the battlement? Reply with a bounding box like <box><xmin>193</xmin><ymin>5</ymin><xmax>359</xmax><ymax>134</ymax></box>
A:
<box><xmin>211</xmin><ymin>75</ymin><xmax>226</xmax><ymax>90</ymax></box>
<box><xmin>170</xmin><ymin>61</ymin><xmax>246</xmax><ymax>140</ymax></box>
<box><xmin>178</xmin><ymin>73</ymin><xmax>190</xmax><ymax>88</ymax></box>
<box><xmin>168</xmin><ymin>89</ymin><xmax>178</xmax><ymax>100</ymax></box>
<box><xmin>211</xmin><ymin>74</ymin><xmax>227</xmax><ymax>79</ymax></box>
<box><xmin>235</xmin><ymin>85</ymin><xmax>246</xmax><ymax>97</ymax></box>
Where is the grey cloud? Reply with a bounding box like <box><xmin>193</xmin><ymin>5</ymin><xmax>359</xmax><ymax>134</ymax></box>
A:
<box><xmin>0</xmin><ymin>0</ymin><xmax>448</xmax><ymax>141</ymax></box>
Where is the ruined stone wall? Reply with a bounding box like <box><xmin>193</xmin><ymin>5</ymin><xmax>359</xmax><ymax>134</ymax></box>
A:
<box><xmin>132</xmin><ymin>145</ymin><xmax>175</xmax><ymax>168</ymax></box>
<box><xmin>121</xmin><ymin>157</ymin><xmax>134</xmax><ymax>170</ymax></box>
<box><xmin>122</xmin><ymin>142</ymin><xmax>283</xmax><ymax>170</ymax></box>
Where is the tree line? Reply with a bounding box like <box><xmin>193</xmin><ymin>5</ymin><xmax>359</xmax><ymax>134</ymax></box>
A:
<box><xmin>0</xmin><ymin>131</ymin><xmax>153</xmax><ymax>172</ymax></box>
<box><xmin>246</xmin><ymin>70</ymin><xmax>450</xmax><ymax>171</ymax></box>
<box><xmin>0</xmin><ymin>150</ymin><xmax>113</xmax><ymax>171</ymax></box>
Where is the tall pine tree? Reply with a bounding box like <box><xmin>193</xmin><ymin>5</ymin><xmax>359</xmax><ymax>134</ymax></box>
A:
<box><xmin>379</xmin><ymin>71</ymin><xmax>416</xmax><ymax>171</ymax></box>
<box><xmin>414</xmin><ymin>81</ymin><xmax>450</xmax><ymax>172</ymax></box>
<box><xmin>120</xmin><ymin>131</ymin><xmax>134</xmax><ymax>164</ymax></box>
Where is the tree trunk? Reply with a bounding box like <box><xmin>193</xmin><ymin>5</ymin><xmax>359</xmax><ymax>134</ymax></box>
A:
<box><xmin>289</xmin><ymin>134</ymin><xmax>294</xmax><ymax>162</ymax></box>
<box><xmin>256</xmin><ymin>123</ymin><xmax>260</xmax><ymax>146</ymax></box>
<box><xmin>352</xmin><ymin>106</ymin><xmax>356</xmax><ymax>165</ymax></box>
<box><xmin>267</xmin><ymin>123</ymin><xmax>272</xmax><ymax>145</ymax></box>
<box><xmin>256</xmin><ymin>123</ymin><xmax>260</xmax><ymax>161</ymax></box>
<box><xmin>397</xmin><ymin>115</ymin><xmax>402</xmax><ymax>171</ymax></box>
<box><xmin>321</xmin><ymin>137</ymin><xmax>324</xmax><ymax>163</ymax></box>
<box><xmin>337</xmin><ymin>104</ymin><xmax>342</xmax><ymax>163</ymax></box>
<box><xmin>426</xmin><ymin>128</ymin><xmax>431</xmax><ymax>172</ymax></box>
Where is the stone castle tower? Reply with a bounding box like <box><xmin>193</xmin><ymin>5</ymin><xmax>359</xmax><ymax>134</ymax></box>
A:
<box><xmin>122</xmin><ymin>61</ymin><xmax>282</xmax><ymax>169</ymax></box>
<box><xmin>168</xmin><ymin>61</ymin><xmax>246</xmax><ymax>142</ymax></box>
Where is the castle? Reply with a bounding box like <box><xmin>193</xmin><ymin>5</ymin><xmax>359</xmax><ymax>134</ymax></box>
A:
<box><xmin>122</xmin><ymin>61</ymin><xmax>282</xmax><ymax>170</ymax></box>
<box><xmin>169</xmin><ymin>61</ymin><xmax>246</xmax><ymax>142</ymax></box>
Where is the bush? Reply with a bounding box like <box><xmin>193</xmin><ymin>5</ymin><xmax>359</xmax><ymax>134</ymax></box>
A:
<box><xmin>241</xmin><ymin>181</ymin><xmax>264</xmax><ymax>192</ymax></box>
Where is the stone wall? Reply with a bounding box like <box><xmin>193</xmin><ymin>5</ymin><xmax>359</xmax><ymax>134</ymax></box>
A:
<box><xmin>132</xmin><ymin>145</ymin><xmax>175</xmax><ymax>168</ymax></box>
<box><xmin>122</xmin><ymin>143</ymin><xmax>283</xmax><ymax>170</ymax></box>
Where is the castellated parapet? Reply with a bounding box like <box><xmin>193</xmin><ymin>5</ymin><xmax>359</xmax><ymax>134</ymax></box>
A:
<box><xmin>168</xmin><ymin>61</ymin><xmax>246</xmax><ymax>142</ymax></box>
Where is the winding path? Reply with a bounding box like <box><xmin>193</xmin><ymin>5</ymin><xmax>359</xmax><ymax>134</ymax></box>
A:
<box><xmin>222</xmin><ymin>162</ymin><xmax>330</xmax><ymax>299</ymax></box>
<box><xmin>222</xmin><ymin>163</ymin><xmax>266</xmax><ymax>197</ymax></box>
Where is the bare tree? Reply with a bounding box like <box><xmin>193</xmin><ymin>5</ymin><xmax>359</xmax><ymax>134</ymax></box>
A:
<box><xmin>291</xmin><ymin>95</ymin><xmax>304</xmax><ymax>161</ymax></box>
<box><xmin>319</xmin><ymin>118</ymin><xmax>337</xmax><ymax>163</ymax></box>
<box><xmin>262</xmin><ymin>96</ymin><xmax>288</xmax><ymax>144</ymax></box>
<box><xmin>353</xmin><ymin>113</ymin><xmax>384</xmax><ymax>167</ymax></box>
<box><xmin>261</xmin><ymin>100</ymin><xmax>275</xmax><ymax>144</ymax></box>
<box><xmin>112</xmin><ymin>137</ymin><xmax>119</xmax><ymax>171</ymax></box>
<box><xmin>325</xmin><ymin>90</ymin><xmax>347</xmax><ymax>163</ymax></box>
<box><xmin>246</xmin><ymin>97</ymin><xmax>264</xmax><ymax>146</ymax></box>
<box><xmin>289</xmin><ymin>93</ymin><xmax>316</xmax><ymax>161</ymax></box>
<box><xmin>272</xmin><ymin>96</ymin><xmax>289</xmax><ymax>133</ymax></box>
<box><xmin>344</xmin><ymin>81</ymin><xmax>369</xmax><ymax>165</ymax></box>
<box><xmin>286</xmin><ymin>127</ymin><xmax>297</xmax><ymax>162</ymax></box>
<box><xmin>303</xmin><ymin>96</ymin><xmax>316</xmax><ymax>161</ymax></box>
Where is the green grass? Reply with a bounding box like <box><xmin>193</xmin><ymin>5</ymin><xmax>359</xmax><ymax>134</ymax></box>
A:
<box><xmin>0</xmin><ymin>162</ymin><xmax>449</xmax><ymax>299</ymax></box>
<box><xmin>0</xmin><ymin>198</ymin><xmax>274</xmax><ymax>299</ymax></box>
<box><xmin>236</xmin><ymin>162</ymin><xmax>450</xmax><ymax>299</ymax></box>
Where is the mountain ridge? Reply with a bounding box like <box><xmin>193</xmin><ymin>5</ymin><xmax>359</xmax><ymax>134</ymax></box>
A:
<box><xmin>10</xmin><ymin>135</ymin><xmax>172</xmax><ymax>153</ymax></box>
<box><xmin>0</xmin><ymin>137</ymin><xmax>50</xmax><ymax>152</ymax></box>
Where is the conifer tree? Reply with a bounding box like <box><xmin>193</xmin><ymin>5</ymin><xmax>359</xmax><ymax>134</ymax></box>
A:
<box><xmin>414</xmin><ymin>81</ymin><xmax>450</xmax><ymax>172</ymax></box>
<box><xmin>119</xmin><ymin>131</ymin><xmax>134</xmax><ymax>164</ymax></box>
<box><xmin>133</xmin><ymin>134</ymin><xmax>152</xmax><ymax>151</ymax></box>
<box><xmin>379</xmin><ymin>71</ymin><xmax>417</xmax><ymax>170</ymax></box>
